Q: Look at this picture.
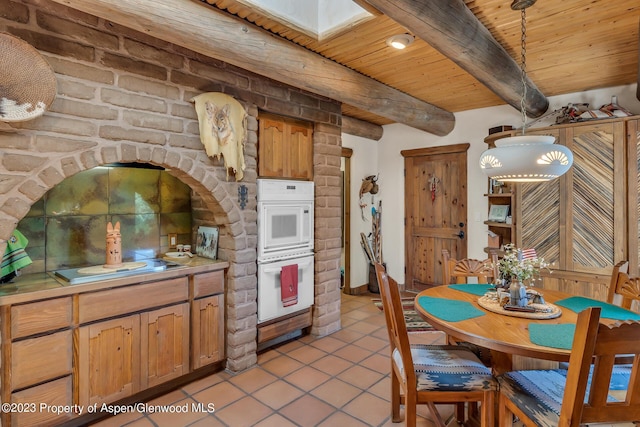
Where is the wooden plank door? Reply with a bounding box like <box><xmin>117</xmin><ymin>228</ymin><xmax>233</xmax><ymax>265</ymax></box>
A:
<box><xmin>402</xmin><ymin>144</ymin><xmax>469</xmax><ymax>291</ymax></box>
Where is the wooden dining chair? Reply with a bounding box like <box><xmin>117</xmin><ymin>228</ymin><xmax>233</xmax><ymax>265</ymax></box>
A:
<box><xmin>497</xmin><ymin>306</ymin><xmax>640</xmax><ymax>427</ymax></box>
<box><xmin>374</xmin><ymin>262</ymin><xmax>496</xmax><ymax>427</ymax></box>
<box><xmin>607</xmin><ymin>261</ymin><xmax>640</xmax><ymax>311</ymax></box>
<box><xmin>442</xmin><ymin>249</ymin><xmax>498</xmax><ymax>285</ymax></box>
<box><xmin>441</xmin><ymin>249</ymin><xmax>498</xmax><ymax>364</ymax></box>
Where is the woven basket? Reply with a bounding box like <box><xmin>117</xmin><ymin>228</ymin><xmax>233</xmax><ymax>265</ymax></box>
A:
<box><xmin>0</xmin><ymin>33</ymin><xmax>56</xmax><ymax>122</ymax></box>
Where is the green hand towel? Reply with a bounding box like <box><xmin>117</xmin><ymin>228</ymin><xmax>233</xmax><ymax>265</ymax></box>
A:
<box><xmin>1</xmin><ymin>229</ymin><xmax>33</xmax><ymax>279</ymax></box>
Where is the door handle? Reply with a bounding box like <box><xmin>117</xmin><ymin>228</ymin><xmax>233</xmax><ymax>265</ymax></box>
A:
<box><xmin>454</xmin><ymin>230</ymin><xmax>465</xmax><ymax>239</ymax></box>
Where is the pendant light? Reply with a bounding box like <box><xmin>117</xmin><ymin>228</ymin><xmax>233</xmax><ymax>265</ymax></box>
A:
<box><xmin>479</xmin><ymin>1</ymin><xmax>573</xmax><ymax>182</ymax></box>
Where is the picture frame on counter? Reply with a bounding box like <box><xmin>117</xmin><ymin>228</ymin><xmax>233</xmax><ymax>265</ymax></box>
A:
<box><xmin>488</xmin><ymin>204</ymin><xmax>509</xmax><ymax>223</ymax></box>
<box><xmin>196</xmin><ymin>226</ymin><xmax>219</xmax><ymax>260</ymax></box>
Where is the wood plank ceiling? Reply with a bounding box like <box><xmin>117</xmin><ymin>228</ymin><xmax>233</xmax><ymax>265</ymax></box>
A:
<box><xmin>204</xmin><ymin>0</ymin><xmax>640</xmax><ymax>128</ymax></box>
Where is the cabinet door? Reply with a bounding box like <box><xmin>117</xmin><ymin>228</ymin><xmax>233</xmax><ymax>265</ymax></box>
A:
<box><xmin>191</xmin><ymin>295</ymin><xmax>224</xmax><ymax>369</ymax></box>
<box><xmin>518</xmin><ymin>127</ymin><xmax>563</xmax><ymax>266</ymax></box>
<box><xmin>520</xmin><ymin>121</ymin><xmax>626</xmax><ymax>275</ymax></box>
<box><xmin>566</xmin><ymin>121</ymin><xmax>626</xmax><ymax>273</ymax></box>
<box><xmin>258</xmin><ymin>112</ymin><xmax>313</xmax><ymax>179</ymax></box>
<box><xmin>78</xmin><ymin>315</ymin><xmax>140</xmax><ymax>406</ymax></box>
<box><xmin>288</xmin><ymin>121</ymin><xmax>313</xmax><ymax>180</ymax></box>
<box><xmin>259</xmin><ymin>115</ymin><xmax>285</xmax><ymax>177</ymax></box>
<box><xmin>140</xmin><ymin>303</ymin><xmax>190</xmax><ymax>388</ymax></box>
<box><xmin>626</xmin><ymin>119</ymin><xmax>640</xmax><ymax>274</ymax></box>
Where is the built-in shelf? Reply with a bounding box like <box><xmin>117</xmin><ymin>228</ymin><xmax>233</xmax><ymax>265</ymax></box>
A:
<box><xmin>484</xmin><ymin>131</ymin><xmax>517</xmax><ymax>251</ymax></box>
<box><xmin>484</xmin><ymin>221</ymin><xmax>514</xmax><ymax>228</ymax></box>
<box><xmin>486</xmin><ymin>193</ymin><xmax>514</xmax><ymax>198</ymax></box>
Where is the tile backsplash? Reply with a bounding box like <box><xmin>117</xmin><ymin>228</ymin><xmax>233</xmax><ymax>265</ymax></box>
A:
<box><xmin>18</xmin><ymin>164</ymin><xmax>192</xmax><ymax>272</ymax></box>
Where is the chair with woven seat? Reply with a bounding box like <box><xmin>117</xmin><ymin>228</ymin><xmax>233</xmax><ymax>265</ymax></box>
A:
<box><xmin>497</xmin><ymin>306</ymin><xmax>640</xmax><ymax>427</ymax></box>
<box><xmin>374</xmin><ymin>262</ymin><xmax>496</xmax><ymax>427</ymax></box>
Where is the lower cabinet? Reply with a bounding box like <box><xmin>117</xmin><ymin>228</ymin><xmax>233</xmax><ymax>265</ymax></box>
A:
<box><xmin>11</xmin><ymin>376</ymin><xmax>73</xmax><ymax>427</ymax></box>
<box><xmin>191</xmin><ymin>295</ymin><xmax>224</xmax><ymax>369</ymax></box>
<box><xmin>78</xmin><ymin>314</ymin><xmax>141</xmax><ymax>407</ymax></box>
<box><xmin>11</xmin><ymin>330</ymin><xmax>73</xmax><ymax>391</ymax></box>
<box><xmin>141</xmin><ymin>303</ymin><xmax>190</xmax><ymax>388</ymax></box>
<box><xmin>78</xmin><ymin>303</ymin><xmax>191</xmax><ymax>406</ymax></box>
<box><xmin>2</xmin><ymin>266</ymin><xmax>226</xmax><ymax>426</ymax></box>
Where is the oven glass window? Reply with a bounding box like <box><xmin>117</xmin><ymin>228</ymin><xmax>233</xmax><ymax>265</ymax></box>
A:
<box><xmin>272</xmin><ymin>214</ymin><xmax>297</xmax><ymax>238</ymax></box>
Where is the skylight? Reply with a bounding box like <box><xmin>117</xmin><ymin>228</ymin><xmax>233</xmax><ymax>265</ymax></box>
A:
<box><xmin>238</xmin><ymin>0</ymin><xmax>373</xmax><ymax>40</ymax></box>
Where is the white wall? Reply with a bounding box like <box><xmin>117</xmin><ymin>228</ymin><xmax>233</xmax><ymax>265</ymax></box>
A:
<box><xmin>346</xmin><ymin>84</ymin><xmax>640</xmax><ymax>286</ymax></box>
<box><xmin>341</xmin><ymin>133</ymin><xmax>379</xmax><ymax>288</ymax></box>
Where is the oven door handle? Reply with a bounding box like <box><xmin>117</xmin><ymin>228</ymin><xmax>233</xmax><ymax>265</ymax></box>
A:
<box><xmin>261</xmin><ymin>258</ymin><xmax>313</xmax><ymax>274</ymax></box>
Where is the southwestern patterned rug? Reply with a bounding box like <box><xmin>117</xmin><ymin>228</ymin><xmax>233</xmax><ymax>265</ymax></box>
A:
<box><xmin>372</xmin><ymin>297</ymin><xmax>434</xmax><ymax>332</ymax></box>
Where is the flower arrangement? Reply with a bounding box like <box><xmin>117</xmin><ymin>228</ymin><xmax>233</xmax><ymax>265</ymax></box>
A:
<box><xmin>495</xmin><ymin>244</ymin><xmax>550</xmax><ymax>287</ymax></box>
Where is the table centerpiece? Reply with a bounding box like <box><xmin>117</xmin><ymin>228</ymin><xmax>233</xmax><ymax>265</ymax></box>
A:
<box><xmin>494</xmin><ymin>244</ymin><xmax>550</xmax><ymax>308</ymax></box>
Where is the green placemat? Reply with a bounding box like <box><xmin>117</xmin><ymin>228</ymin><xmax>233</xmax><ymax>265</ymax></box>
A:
<box><xmin>417</xmin><ymin>296</ymin><xmax>485</xmax><ymax>322</ymax></box>
<box><xmin>529</xmin><ymin>323</ymin><xmax>575</xmax><ymax>349</ymax></box>
<box><xmin>555</xmin><ymin>296</ymin><xmax>640</xmax><ymax>321</ymax></box>
<box><xmin>448</xmin><ymin>284</ymin><xmax>494</xmax><ymax>296</ymax></box>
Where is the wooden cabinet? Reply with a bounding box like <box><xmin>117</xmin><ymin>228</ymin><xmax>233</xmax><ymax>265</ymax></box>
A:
<box><xmin>12</xmin><ymin>330</ymin><xmax>72</xmax><ymax>390</ymax></box>
<box><xmin>141</xmin><ymin>303</ymin><xmax>190</xmax><ymax>388</ymax></box>
<box><xmin>11</xmin><ymin>376</ymin><xmax>73</xmax><ymax>427</ymax></box>
<box><xmin>488</xmin><ymin>116</ymin><xmax>640</xmax><ymax>299</ymax></box>
<box><xmin>78</xmin><ymin>314</ymin><xmax>140</xmax><ymax>406</ymax></box>
<box><xmin>258</xmin><ymin>112</ymin><xmax>313</xmax><ymax>180</ymax></box>
<box><xmin>518</xmin><ymin>121</ymin><xmax>627</xmax><ymax>276</ymax></box>
<box><xmin>0</xmin><ymin>263</ymin><xmax>227</xmax><ymax>427</ymax></box>
<box><xmin>1</xmin><ymin>297</ymin><xmax>74</xmax><ymax>427</ymax></box>
<box><xmin>77</xmin><ymin>277</ymin><xmax>190</xmax><ymax>405</ymax></box>
<box><xmin>627</xmin><ymin>118</ymin><xmax>640</xmax><ymax>274</ymax></box>
<box><xmin>78</xmin><ymin>302</ymin><xmax>192</xmax><ymax>405</ymax></box>
<box><xmin>191</xmin><ymin>295</ymin><xmax>224</xmax><ymax>369</ymax></box>
<box><xmin>191</xmin><ymin>271</ymin><xmax>225</xmax><ymax>369</ymax></box>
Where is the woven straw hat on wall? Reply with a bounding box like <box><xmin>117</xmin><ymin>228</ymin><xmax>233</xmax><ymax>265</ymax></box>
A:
<box><xmin>0</xmin><ymin>33</ymin><xmax>56</xmax><ymax>122</ymax></box>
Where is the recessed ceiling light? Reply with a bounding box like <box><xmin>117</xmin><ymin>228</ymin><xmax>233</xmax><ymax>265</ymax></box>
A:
<box><xmin>386</xmin><ymin>34</ymin><xmax>414</xmax><ymax>50</ymax></box>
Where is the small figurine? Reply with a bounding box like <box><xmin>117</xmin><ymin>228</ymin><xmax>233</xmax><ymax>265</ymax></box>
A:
<box><xmin>104</xmin><ymin>221</ymin><xmax>123</xmax><ymax>269</ymax></box>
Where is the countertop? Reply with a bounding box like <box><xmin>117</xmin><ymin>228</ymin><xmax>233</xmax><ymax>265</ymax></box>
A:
<box><xmin>0</xmin><ymin>256</ymin><xmax>229</xmax><ymax>306</ymax></box>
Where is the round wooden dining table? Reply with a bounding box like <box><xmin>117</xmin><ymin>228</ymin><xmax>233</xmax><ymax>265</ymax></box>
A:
<box><xmin>414</xmin><ymin>285</ymin><xmax>608</xmax><ymax>374</ymax></box>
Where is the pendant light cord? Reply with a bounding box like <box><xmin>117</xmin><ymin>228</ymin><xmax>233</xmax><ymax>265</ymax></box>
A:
<box><xmin>520</xmin><ymin>8</ymin><xmax>528</xmax><ymax>136</ymax></box>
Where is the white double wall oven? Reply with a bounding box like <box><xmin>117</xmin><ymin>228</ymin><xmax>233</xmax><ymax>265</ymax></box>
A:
<box><xmin>257</xmin><ymin>179</ymin><xmax>314</xmax><ymax>323</ymax></box>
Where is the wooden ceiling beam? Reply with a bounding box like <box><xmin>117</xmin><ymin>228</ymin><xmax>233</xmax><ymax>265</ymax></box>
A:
<box><xmin>47</xmin><ymin>0</ymin><xmax>455</xmax><ymax>136</ymax></box>
<box><xmin>363</xmin><ymin>0</ymin><xmax>549</xmax><ymax>117</ymax></box>
<box><xmin>342</xmin><ymin>116</ymin><xmax>384</xmax><ymax>141</ymax></box>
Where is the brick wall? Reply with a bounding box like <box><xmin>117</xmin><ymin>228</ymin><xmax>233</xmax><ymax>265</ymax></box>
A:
<box><xmin>0</xmin><ymin>0</ymin><xmax>342</xmax><ymax>371</ymax></box>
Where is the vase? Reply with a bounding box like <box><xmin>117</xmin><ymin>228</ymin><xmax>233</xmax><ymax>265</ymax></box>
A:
<box><xmin>509</xmin><ymin>281</ymin><xmax>528</xmax><ymax>307</ymax></box>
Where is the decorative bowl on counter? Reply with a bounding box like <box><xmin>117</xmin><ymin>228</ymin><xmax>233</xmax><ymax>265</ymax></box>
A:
<box><xmin>165</xmin><ymin>251</ymin><xmax>192</xmax><ymax>259</ymax></box>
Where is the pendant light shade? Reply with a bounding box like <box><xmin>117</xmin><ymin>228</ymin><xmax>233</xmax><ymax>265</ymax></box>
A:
<box><xmin>479</xmin><ymin>135</ymin><xmax>573</xmax><ymax>182</ymax></box>
<box><xmin>480</xmin><ymin>1</ymin><xmax>573</xmax><ymax>182</ymax></box>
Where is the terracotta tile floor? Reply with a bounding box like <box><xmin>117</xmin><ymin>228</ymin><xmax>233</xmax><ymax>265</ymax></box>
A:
<box><xmin>91</xmin><ymin>292</ymin><xmax>460</xmax><ymax>427</ymax></box>
<box><xmin>90</xmin><ymin>292</ymin><xmax>637</xmax><ymax>427</ymax></box>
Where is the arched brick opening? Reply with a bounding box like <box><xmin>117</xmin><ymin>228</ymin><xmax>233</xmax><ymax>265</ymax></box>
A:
<box><xmin>1</xmin><ymin>140</ymin><xmax>258</xmax><ymax>371</ymax></box>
